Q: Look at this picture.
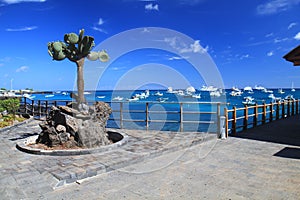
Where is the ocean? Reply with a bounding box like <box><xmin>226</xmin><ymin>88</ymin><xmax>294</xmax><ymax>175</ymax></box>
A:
<box><xmin>23</xmin><ymin>88</ymin><xmax>300</xmax><ymax>133</ymax></box>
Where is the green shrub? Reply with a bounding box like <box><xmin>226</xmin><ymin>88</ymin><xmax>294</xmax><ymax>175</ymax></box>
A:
<box><xmin>0</xmin><ymin>98</ymin><xmax>20</xmax><ymax>116</ymax></box>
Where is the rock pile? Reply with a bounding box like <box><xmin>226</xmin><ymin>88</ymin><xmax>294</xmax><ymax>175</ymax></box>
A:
<box><xmin>36</xmin><ymin>102</ymin><xmax>112</xmax><ymax>148</ymax></box>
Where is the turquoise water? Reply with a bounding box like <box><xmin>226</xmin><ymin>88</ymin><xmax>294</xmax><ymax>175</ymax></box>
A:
<box><xmin>23</xmin><ymin>89</ymin><xmax>300</xmax><ymax>132</ymax></box>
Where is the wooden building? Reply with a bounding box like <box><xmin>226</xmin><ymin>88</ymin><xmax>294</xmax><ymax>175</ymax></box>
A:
<box><xmin>283</xmin><ymin>45</ymin><xmax>300</xmax><ymax>66</ymax></box>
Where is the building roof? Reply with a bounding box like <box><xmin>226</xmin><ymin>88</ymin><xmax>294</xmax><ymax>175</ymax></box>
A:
<box><xmin>283</xmin><ymin>45</ymin><xmax>300</xmax><ymax>66</ymax></box>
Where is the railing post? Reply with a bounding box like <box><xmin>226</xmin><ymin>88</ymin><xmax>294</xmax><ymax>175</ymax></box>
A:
<box><xmin>232</xmin><ymin>106</ymin><xmax>237</xmax><ymax>135</ymax></box>
<box><xmin>270</xmin><ymin>103</ymin><xmax>273</xmax><ymax>122</ymax></box>
<box><xmin>180</xmin><ymin>103</ymin><xmax>183</xmax><ymax>132</ymax></box>
<box><xmin>287</xmin><ymin>100</ymin><xmax>290</xmax><ymax>117</ymax></box>
<box><xmin>243</xmin><ymin>105</ymin><xmax>248</xmax><ymax>131</ymax></box>
<box><xmin>292</xmin><ymin>100</ymin><xmax>295</xmax><ymax>116</ymax></box>
<box><xmin>254</xmin><ymin>104</ymin><xmax>258</xmax><ymax>127</ymax></box>
<box><xmin>31</xmin><ymin>100</ymin><xmax>34</xmax><ymax>116</ymax></box>
<box><xmin>276</xmin><ymin>102</ymin><xmax>280</xmax><ymax>120</ymax></box>
<box><xmin>296</xmin><ymin>100</ymin><xmax>299</xmax><ymax>115</ymax></box>
<box><xmin>262</xmin><ymin>103</ymin><xmax>266</xmax><ymax>124</ymax></box>
<box><xmin>24</xmin><ymin>97</ymin><xmax>27</xmax><ymax>114</ymax></box>
<box><xmin>38</xmin><ymin>100</ymin><xmax>41</xmax><ymax>118</ymax></box>
<box><xmin>120</xmin><ymin>102</ymin><xmax>123</xmax><ymax>129</ymax></box>
<box><xmin>224</xmin><ymin>107</ymin><xmax>228</xmax><ymax>138</ymax></box>
<box><xmin>45</xmin><ymin>100</ymin><xmax>49</xmax><ymax>118</ymax></box>
<box><xmin>146</xmin><ymin>102</ymin><xmax>149</xmax><ymax>130</ymax></box>
<box><xmin>282</xmin><ymin>101</ymin><xmax>285</xmax><ymax>118</ymax></box>
<box><xmin>216</xmin><ymin>103</ymin><xmax>221</xmax><ymax>135</ymax></box>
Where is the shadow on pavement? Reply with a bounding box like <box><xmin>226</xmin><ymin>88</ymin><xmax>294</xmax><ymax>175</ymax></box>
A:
<box><xmin>273</xmin><ymin>147</ymin><xmax>300</xmax><ymax>159</ymax></box>
<box><xmin>231</xmin><ymin>114</ymin><xmax>300</xmax><ymax>146</ymax></box>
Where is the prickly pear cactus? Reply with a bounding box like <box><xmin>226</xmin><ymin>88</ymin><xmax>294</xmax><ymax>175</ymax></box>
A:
<box><xmin>47</xmin><ymin>29</ymin><xmax>109</xmax><ymax>104</ymax></box>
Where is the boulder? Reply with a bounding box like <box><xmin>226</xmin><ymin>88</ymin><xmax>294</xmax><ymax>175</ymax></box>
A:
<box><xmin>36</xmin><ymin>101</ymin><xmax>112</xmax><ymax>148</ymax></box>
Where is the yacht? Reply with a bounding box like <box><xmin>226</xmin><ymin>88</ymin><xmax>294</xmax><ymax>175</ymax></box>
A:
<box><xmin>200</xmin><ymin>85</ymin><xmax>218</xmax><ymax>92</ymax></box>
<box><xmin>242</xmin><ymin>96</ymin><xmax>256</xmax><ymax>105</ymax></box>
<box><xmin>154</xmin><ymin>91</ymin><xmax>163</xmax><ymax>96</ymax></box>
<box><xmin>278</xmin><ymin>88</ymin><xmax>285</xmax><ymax>94</ymax></box>
<box><xmin>112</xmin><ymin>96</ymin><xmax>124</xmax><ymax>101</ymax></box>
<box><xmin>243</xmin><ymin>86</ymin><xmax>253</xmax><ymax>94</ymax></box>
<box><xmin>291</xmin><ymin>82</ymin><xmax>296</xmax><ymax>92</ymax></box>
<box><xmin>192</xmin><ymin>93</ymin><xmax>201</xmax><ymax>99</ymax></box>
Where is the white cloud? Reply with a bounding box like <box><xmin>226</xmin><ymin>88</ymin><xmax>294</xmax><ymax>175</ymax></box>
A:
<box><xmin>180</xmin><ymin>40</ymin><xmax>208</xmax><ymax>54</ymax></box>
<box><xmin>98</xmin><ymin>18</ymin><xmax>104</xmax><ymax>25</ymax></box>
<box><xmin>240</xmin><ymin>54</ymin><xmax>250</xmax><ymax>59</ymax></box>
<box><xmin>164</xmin><ymin>37</ymin><xmax>208</xmax><ymax>54</ymax></box>
<box><xmin>267</xmin><ymin>51</ymin><xmax>274</xmax><ymax>56</ymax></box>
<box><xmin>274</xmin><ymin>37</ymin><xmax>288</xmax><ymax>43</ymax></box>
<box><xmin>145</xmin><ymin>3</ymin><xmax>159</xmax><ymax>11</ymax></box>
<box><xmin>1</xmin><ymin>0</ymin><xmax>45</xmax><ymax>4</ymax></box>
<box><xmin>6</xmin><ymin>26</ymin><xmax>37</xmax><ymax>32</ymax></box>
<box><xmin>257</xmin><ymin>0</ymin><xmax>300</xmax><ymax>15</ymax></box>
<box><xmin>16</xmin><ymin>66</ymin><xmax>28</xmax><ymax>72</ymax></box>
<box><xmin>294</xmin><ymin>32</ymin><xmax>300</xmax><ymax>40</ymax></box>
<box><xmin>288</xmin><ymin>22</ymin><xmax>297</xmax><ymax>29</ymax></box>
<box><xmin>91</xmin><ymin>26</ymin><xmax>107</xmax><ymax>34</ymax></box>
<box><xmin>265</xmin><ymin>33</ymin><xmax>274</xmax><ymax>38</ymax></box>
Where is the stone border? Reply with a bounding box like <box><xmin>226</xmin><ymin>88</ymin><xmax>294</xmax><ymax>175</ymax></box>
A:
<box><xmin>16</xmin><ymin>130</ymin><xmax>129</xmax><ymax>156</ymax></box>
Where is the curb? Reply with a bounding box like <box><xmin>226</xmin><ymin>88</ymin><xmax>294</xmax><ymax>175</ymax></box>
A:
<box><xmin>16</xmin><ymin>131</ymin><xmax>129</xmax><ymax>156</ymax></box>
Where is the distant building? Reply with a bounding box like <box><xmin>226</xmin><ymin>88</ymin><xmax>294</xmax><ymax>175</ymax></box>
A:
<box><xmin>283</xmin><ymin>45</ymin><xmax>300</xmax><ymax>66</ymax></box>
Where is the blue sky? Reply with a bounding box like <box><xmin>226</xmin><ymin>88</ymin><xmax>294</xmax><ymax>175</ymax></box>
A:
<box><xmin>0</xmin><ymin>0</ymin><xmax>300</xmax><ymax>91</ymax></box>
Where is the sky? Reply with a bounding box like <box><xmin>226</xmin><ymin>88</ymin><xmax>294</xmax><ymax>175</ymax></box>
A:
<box><xmin>0</xmin><ymin>0</ymin><xmax>300</xmax><ymax>91</ymax></box>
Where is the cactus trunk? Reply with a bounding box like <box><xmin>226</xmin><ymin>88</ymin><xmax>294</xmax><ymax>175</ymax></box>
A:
<box><xmin>76</xmin><ymin>58</ymin><xmax>85</xmax><ymax>104</ymax></box>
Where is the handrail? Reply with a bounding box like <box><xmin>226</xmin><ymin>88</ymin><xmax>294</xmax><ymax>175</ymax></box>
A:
<box><xmin>19</xmin><ymin>97</ymin><xmax>226</xmax><ymax>133</ymax></box>
<box><xmin>224</xmin><ymin>99</ymin><xmax>300</xmax><ymax>137</ymax></box>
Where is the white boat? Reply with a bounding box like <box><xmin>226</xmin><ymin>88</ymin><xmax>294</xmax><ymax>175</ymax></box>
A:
<box><xmin>154</xmin><ymin>91</ymin><xmax>163</xmax><ymax>96</ymax></box>
<box><xmin>157</xmin><ymin>97</ymin><xmax>168</xmax><ymax>102</ymax></box>
<box><xmin>230</xmin><ymin>90</ymin><xmax>243</xmax><ymax>96</ymax></box>
<box><xmin>176</xmin><ymin>90</ymin><xmax>185</xmax><ymax>96</ymax></box>
<box><xmin>127</xmin><ymin>96</ymin><xmax>139</xmax><ymax>102</ymax></box>
<box><xmin>291</xmin><ymin>82</ymin><xmax>295</xmax><ymax>92</ymax></box>
<box><xmin>242</xmin><ymin>96</ymin><xmax>256</xmax><ymax>105</ymax></box>
<box><xmin>97</xmin><ymin>96</ymin><xmax>105</xmax><ymax>99</ymax></box>
<box><xmin>45</xmin><ymin>94</ymin><xmax>54</xmax><ymax>98</ymax></box>
<box><xmin>200</xmin><ymin>85</ymin><xmax>218</xmax><ymax>92</ymax></box>
<box><xmin>278</xmin><ymin>88</ymin><xmax>285</xmax><ymax>94</ymax></box>
<box><xmin>284</xmin><ymin>94</ymin><xmax>295</xmax><ymax>101</ymax></box>
<box><xmin>243</xmin><ymin>86</ymin><xmax>253</xmax><ymax>94</ymax></box>
<box><xmin>84</xmin><ymin>91</ymin><xmax>91</xmax><ymax>95</ymax></box>
<box><xmin>192</xmin><ymin>93</ymin><xmax>201</xmax><ymax>99</ymax></box>
<box><xmin>254</xmin><ymin>85</ymin><xmax>266</xmax><ymax>91</ymax></box>
<box><xmin>262</xmin><ymin>88</ymin><xmax>273</xmax><ymax>93</ymax></box>
<box><xmin>112</xmin><ymin>96</ymin><xmax>124</xmax><ymax>101</ymax></box>
<box><xmin>231</xmin><ymin>86</ymin><xmax>240</xmax><ymax>92</ymax></box>
<box><xmin>210</xmin><ymin>90</ymin><xmax>221</xmax><ymax>97</ymax></box>
<box><xmin>186</xmin><ymin>86</ymin><xmax>196</xmax><ymax>93</ymax></box>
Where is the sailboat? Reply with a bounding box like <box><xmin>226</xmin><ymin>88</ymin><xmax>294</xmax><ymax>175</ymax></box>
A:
<box><xmin>291</xmin><ymin>82</ymin><xmax>296</xmax><ymax>92</ymax></box>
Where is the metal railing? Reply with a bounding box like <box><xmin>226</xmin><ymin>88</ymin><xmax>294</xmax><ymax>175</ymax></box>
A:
<box><xmin>19</xmin><ymin>97</ymin><xmax>227</xmax><ymax>133</ymax></box>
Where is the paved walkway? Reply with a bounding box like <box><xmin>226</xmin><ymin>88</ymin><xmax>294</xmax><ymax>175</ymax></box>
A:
<box><xmin>0</xmin><ymin>115</ymin><xmax>299</xmax><ymax>199</ymax></box>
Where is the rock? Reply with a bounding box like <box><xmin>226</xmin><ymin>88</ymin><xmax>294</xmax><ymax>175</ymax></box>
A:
<box><xmin>77</xmin><ymin>119</ymin><xmax>111</xmax><ymax>148</ymax></box>
<box><xmin>75</xmin><ymin>114</ymin><xmax>91</xmax><ymax>120</ymax></box>
<box><xmin>37</xmin><ymin>101</ymin><xmax>112</xmax><ymax>148</ymax></box>
<box><xmin>56</xmin><ymin>124</ymin><xmax>66</xmax><ymax>133</ymax></box>
<box><xmin>59</xmin><ymin>105</ymin><xmax>80</xmax><ymax>116</ymax></box>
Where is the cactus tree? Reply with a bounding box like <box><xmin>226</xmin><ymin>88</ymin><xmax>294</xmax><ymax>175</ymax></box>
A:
<box><xmin>48</xmin><ymin>29</ymin><xmax>109</xmax><ymax>104</ymax></box>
